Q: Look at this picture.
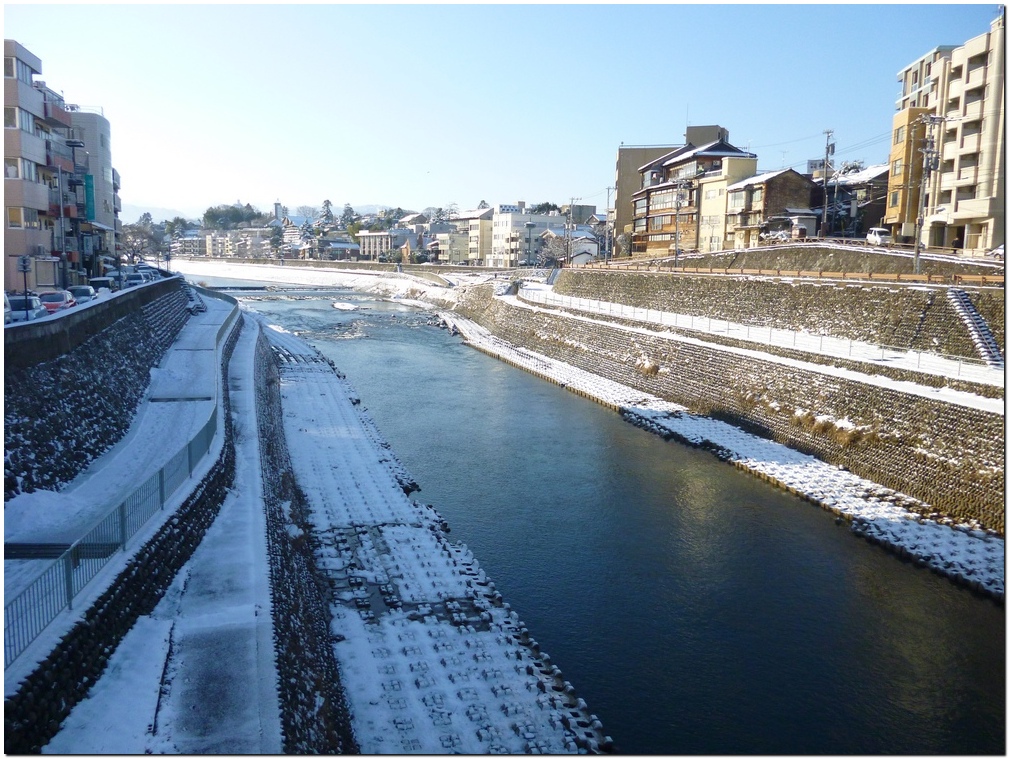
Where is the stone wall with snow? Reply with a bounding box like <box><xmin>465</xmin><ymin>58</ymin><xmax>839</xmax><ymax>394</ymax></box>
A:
<box><xmin>4</xmin><ymin>280</ymin><xmax>192</xmax><ymax>501</ymax></box>
<box><xmin>454</xmin><ymin>285</ymin><xmax>1004</xmax><ymax>533</ymax></box>
<box><xmin>554</xmin><ymin>270</ymin><xmax>1004</xmax><ymax>360</ymax></box>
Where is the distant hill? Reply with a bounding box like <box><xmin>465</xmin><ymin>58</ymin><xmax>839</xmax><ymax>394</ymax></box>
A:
<box><xmin>121</xmin><ymin>202</ymin><xmax>395</xmax><ymax>225</ymax></box>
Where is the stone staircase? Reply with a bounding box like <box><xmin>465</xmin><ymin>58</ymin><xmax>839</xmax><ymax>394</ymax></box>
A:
<box><xmin>183</xmin><ymin>282</ymin><xmax>208</xmax><ymax>314</ymax></box>
<box><xmin>947</xmin><ymin>289</ymin><xmax>1004</xmax><ymax>368</ymax></box>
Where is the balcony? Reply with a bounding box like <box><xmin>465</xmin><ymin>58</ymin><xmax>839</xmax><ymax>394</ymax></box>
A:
<box><xmin>45</xmin><ymin>140</ymin><xmax>74</xmax><ymax>173</ymax></box>
<box><xmin>953</xmin><ymin>196</ymin><xmax>996</xmax><ymax>219</ymax></box>
<box><xmin>960</xmin><ymin>132</ymin><xmax>981</xmax><ymax>153</ymax></box>
<box><xmin>41</xmin><ymin>100</ymin><xmax>73</xmax><ymax>129</ymax></box>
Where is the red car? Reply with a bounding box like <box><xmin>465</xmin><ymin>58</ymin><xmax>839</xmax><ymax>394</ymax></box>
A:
<box><xmin>39</xmin><ymin>290</ymin><xmax>77</xmax><ymax>314</ymax></box>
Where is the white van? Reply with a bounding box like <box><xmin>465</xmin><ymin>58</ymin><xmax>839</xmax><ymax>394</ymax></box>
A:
<box><xmin>866</xmin><ymin>227</ymin><xmax>892</xmax><ymax>246</ymax></box>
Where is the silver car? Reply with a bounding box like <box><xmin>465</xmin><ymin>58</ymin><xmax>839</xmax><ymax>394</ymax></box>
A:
<box><xmin>8</xmin><ymin>295</ymin><xmax>48</xmax><ymax>322</ymax></box>
<box><xmin>68</xmin><ymin>285</ymin><xmax>97</xmax><ymax>303</ymax></box>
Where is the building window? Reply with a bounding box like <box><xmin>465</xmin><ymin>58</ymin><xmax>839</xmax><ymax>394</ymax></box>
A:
<box><xmin>892</xmin><ymin>158</ymin><xmax>903</xmax><ymax>177</ymax></box>
<box><xmin>752</xmin><ymin>188</ymin><xmax>763</xmax><ymax>203</ymax></box>
<box><xmin>5</xmin><ymin>158</ymin><xmax>18</xmax><ymax>178</ymax></box>
<box><xmin>728</xmin><ymin>191</ymin><xmax>744</xmax><ymax>209</ymax></box>
<box><xmin>7</xmin><ymin>207</ymin><xmax>40</xmax><ymax>229</ymax></box>
<box><xmin>4</xmin><ymin>106</ymin><xmax>16</xmax><ymax>129</ymax></box>
<box><xmin>889</xmin><ymin>191</ymin><xmax>899</xmax><ymax>208</ymax></box>
<box><xmin>893</xmin><ymin>126</ymin><xmax>905</xmax><ymax>144</ymax></box>
<box><xmin>3</xmin><ymin>57</ymin><xmax>13</xmax><ymax>78</ymax></box>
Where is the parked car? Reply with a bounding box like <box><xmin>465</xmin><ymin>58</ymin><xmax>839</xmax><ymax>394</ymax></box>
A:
<box><xmin>4</xmin><ymin>293</ymin><xmax>12</xmax><ymax>324</ymax></box>
<box><xmin>68</xmin><ymin>285</ymin><xmax>97</xmax><ymax>303</ymax></box>
<box><xmin>124</xmin><ymin>272</ymin><xmax>147</xmax><ymax>288</ymax></box>
<box><xmin>866</xmin><ymin>227</ymin><xmax>892</xmax><ymax>246</ymax></box>
<box><xmin>8</xmin><ymin>295</ymin><xmax>48</xmax><ymax>322</ymax></box>
<box><xmin>89</xmin><ymin>276</ymin><xmax>119</xmax><ymax>292</ymax></box>
<box><xmin>989</xmin><ymin>243</ymin><xmax>1004</xmax><ymax>261</ymax></box>
<box><xmin>39</xmin><ymin>290</ymin><xmax>77</xmax><ymax>314</ymax></box>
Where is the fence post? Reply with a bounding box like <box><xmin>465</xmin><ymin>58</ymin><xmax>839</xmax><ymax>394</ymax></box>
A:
<box><xmin>64</xmin><ymin>550</ymin><xmax>75</xmax><ymax>610</ymax></box>
<box><xmin>159</xmin><ymin>468</ymin><xmax>166</xmax><ymax>508</ymax></box>
<box><xmin>119</xmin><ymin>501</ymin><xmax>128</xmax><ymax>552</ymax></box>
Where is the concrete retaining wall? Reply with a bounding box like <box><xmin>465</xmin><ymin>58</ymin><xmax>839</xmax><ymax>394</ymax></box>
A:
<box><xmin>454</xmin><ymin>285</ymin><xmax>1004</xmax><ymax>533</ymax></box>
<box><xmin>4</xmin><ymin>278</ymin><xmax>192</xmax><ymax>501</ymax></box>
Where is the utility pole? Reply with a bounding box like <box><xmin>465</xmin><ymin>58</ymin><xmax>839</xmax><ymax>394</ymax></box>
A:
<box><xmin>601</xmin><ymin>185</ymin><xmax>609</xmax><ymax>262</ymax></box>
<box><xmin>820</xmin><ymin>129</ymin><xmax>834</xmax><ymax>238</ymax></box>
<box><xmin>913</xmin><ymin>115</ymin><xmax>942</xmax><ymax>275</ymax></box>
<box><xmin>57</xmin><ymin>166</ymin><xmax>68</xmax><ymax>290</ymax></box>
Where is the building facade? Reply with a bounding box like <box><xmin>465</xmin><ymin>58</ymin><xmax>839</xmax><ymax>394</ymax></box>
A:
<box><xmin>885</xmin><ymin>11</ymin><xmax>1005</xmax><ymax>254</ymax></box>
<box><xmin>632</xmin><ymin>133</ymin><xmax>757</xmax><ymax>257</ymax></box>
<box><xmin>725</xmin><ymin>168</ymin><xmax>818</xmax><ymax>248</ymax></box>
<box><xmin>489</xmin><ymin>203</ymin><xmax>567</xmax><ymax>267</ymax></box>
<box><xmin>68</xmin><ymin>107</ymin><xmax>122</xmax><ymax>271</ymax></box>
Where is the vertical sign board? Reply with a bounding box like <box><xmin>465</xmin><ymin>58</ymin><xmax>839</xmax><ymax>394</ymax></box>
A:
<box><xmin>84</xmin><ymin>174</ymin><xmax>96</xmax><ymax>221</ymax></box>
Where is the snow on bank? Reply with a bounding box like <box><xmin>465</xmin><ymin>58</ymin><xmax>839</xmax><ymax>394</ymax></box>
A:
<box><xmin>439</xmin><ymin>312</ymin><xmax>1005</xmax><ymax>600</ymax></box>
<box><xmin>263</xmin><ymin>322</ymin><xmax>611</xmax><ymax>753</ymax></box>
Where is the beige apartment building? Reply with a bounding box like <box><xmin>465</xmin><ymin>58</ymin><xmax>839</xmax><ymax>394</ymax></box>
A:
<box><xmin>885</xmin><ymin>10</ymin><xmax>1005</xmax><ymax>254</ymax></box>
<box><xmin>612</xmin><ymin>144</ymin><xmax>678</xmax><ymax>255</ymax></box>
<box><xmin>452</xmin><ymin>207</ymin><xmax>493</xmax><ymax>265</ymax></box>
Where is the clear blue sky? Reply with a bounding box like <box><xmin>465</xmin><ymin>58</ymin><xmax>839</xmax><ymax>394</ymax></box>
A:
<box><xmin>4</xmin><ymin>3</ymin><xmax>1002</xmax><ymax>221</ymax></box>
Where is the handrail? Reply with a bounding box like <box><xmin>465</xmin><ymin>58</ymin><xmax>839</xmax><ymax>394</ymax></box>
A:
<box><xmin>4</xmin><ymin>293</ymin><xmax>239</xmax><ymax>668</ymax></box>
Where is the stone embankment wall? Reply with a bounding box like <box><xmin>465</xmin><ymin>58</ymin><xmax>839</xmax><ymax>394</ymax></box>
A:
<box><xmin>3</xmin><ymin>319</ymin><xmax>241</xmax><ymax>754</ymax></box>
<box><xmin>254</xmin><ymin>330</ymin><xmax>358</xmax><ymax>753</ymax></box>
<box><xmin>555</xmin><ymin>269</ymin><xmax>1005</xmax><ymax>360</ymax></box>
<box><xmin>4</xmin><ymin>279</ymin><xmax>192</xmax><ymax>501</ymax></box>
<box><xmin>453</xmin><ymin>284</ymin><xmax>1004</xmax><ymax>533</ymax></box>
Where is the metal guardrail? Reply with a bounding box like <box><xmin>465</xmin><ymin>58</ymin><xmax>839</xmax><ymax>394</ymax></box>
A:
<box><xmin>3</xmin><ymin>291</ymin><xmax>238</xmax><ymax>668</ymax></box>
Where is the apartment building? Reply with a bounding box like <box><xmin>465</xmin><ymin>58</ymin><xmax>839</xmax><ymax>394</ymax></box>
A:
<box><xmin>489</xmin><ymin>203</ymin><xmax>567</xmax><ymax>267</ymax></box>
<box><xmin>357</xmin><ymin>228</ymin><xmax>415</xmax><ymax>261</ymax></box>
<box><xmin>4</xmin><ymin>39</ymin><xmax>122</xmax><ymax>290</ymax></box>
<box><xmin>725</xmin><ymin>168</ymin><xmax>818</xmax><ymax>249</ymax></box>
<box><xmin>885</xmin><ymin>10</ymin><xmax>1005</xmax><ymax>254</ymax></box>
<box><xmin>612</xmin><ymin>144</ymin><xmax>678</xmax><ymax>254</ymax></box>
<box><xmin>5</xmin><ymin>40</ymin><xmax>64</xmax><ymax>290</ymax></box>
<box><xmin>69</xmin><ymin>107</ymin><xmax>122</xmax><ymax>270</ymax></box>
<box><xmin>632</xmin><ymin>131</ymin><xmax>757</xmax><ymax>257</ymax></box>
<box><xmin>453</xmin><ymin>207</ymin><xmax>493</xmax><ymax>264</ymax></box>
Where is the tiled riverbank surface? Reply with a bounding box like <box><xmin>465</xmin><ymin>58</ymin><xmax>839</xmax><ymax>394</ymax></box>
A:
<box><xmin>261</xmin><ymin>323</ymin><xmax>612</xmax><ymax>753</ymax></box>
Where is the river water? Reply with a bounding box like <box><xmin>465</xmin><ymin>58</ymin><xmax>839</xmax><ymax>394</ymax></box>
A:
<box><xmin>207</xmin><ymin>277</ymin><xmax>1004</xmax><ymax>754</ymax></box>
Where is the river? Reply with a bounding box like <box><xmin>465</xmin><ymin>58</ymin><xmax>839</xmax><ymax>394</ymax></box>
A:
<box><xmin>204</xmin><ymin>276</ymin><xmax>1004</xmax><ymax>754</ymax></box>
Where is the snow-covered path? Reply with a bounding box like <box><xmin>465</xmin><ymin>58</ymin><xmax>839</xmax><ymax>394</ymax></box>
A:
<box><xmin>43</xmin><ymin>318</ymin><xmax>282</xmax><ymax>754</ymax></box>
<box><xmin>518</xmin><ymin>282</ymin><xmax>1004</xmax><ymax>388</ymax></box>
